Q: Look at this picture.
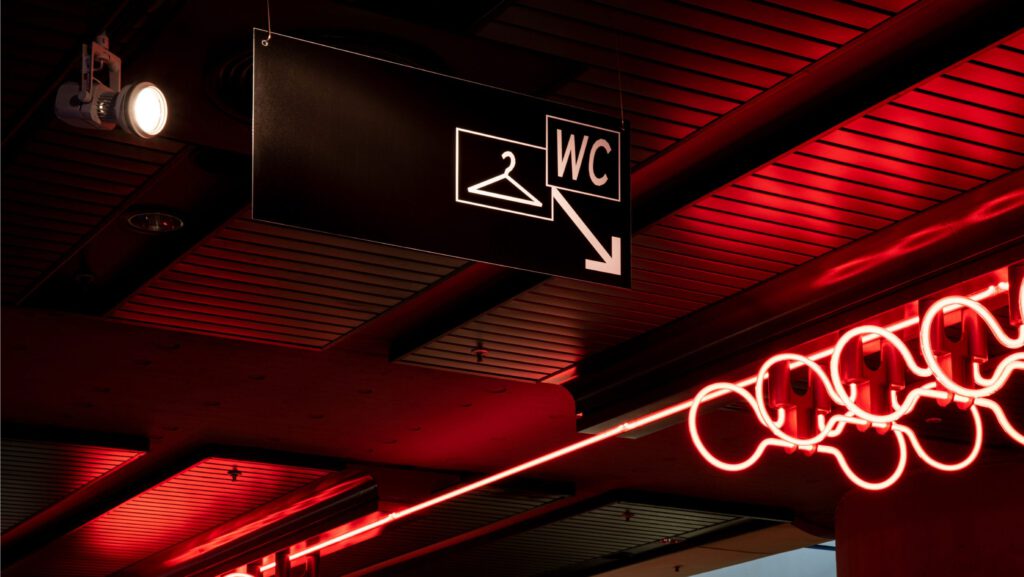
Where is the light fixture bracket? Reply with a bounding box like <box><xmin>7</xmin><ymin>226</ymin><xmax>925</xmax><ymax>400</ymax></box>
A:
<box><xmin>79</xmin><ymin>34</ymin><xmax>122</xmax><ymax>103</ymax></box>
<box><xmin>54</xmin><ymin>34</ymin><xmax>167</xmax><ymax>138</ymax></box>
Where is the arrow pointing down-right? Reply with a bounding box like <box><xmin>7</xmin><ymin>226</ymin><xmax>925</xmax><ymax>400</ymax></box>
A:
<box><xmin>551</xmin><ymin>187</ymin><xmax>622</xmax><ymax>276</ymax></box>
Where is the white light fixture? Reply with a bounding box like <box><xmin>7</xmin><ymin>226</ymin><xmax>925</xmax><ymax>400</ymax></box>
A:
<box><xmin>54</xmin><ymin>34</ymin><xmax>168</xmax><ymax>139</ymax></box>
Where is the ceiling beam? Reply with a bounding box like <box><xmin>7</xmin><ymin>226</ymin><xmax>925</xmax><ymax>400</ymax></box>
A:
<box><xmin>1</xmin><ymin>445</ymin><xmax>347</xmax><ymax>569</ymax></box>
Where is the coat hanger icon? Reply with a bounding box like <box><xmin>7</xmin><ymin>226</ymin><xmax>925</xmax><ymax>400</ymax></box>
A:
<box><xmin>466</xmin><ymin>151</ymin><xmax>542</xmax><ymax>207</ymax></box>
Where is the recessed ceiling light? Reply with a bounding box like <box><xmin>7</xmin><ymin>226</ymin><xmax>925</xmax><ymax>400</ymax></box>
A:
<box><xmin>127</xmin><ymin>211</ymin><xmax>184</xmax><ymax>233</ymax></box>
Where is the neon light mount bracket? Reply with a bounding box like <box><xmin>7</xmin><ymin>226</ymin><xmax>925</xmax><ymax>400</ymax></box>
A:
<box><xmin>689</xmin><ymin>279</ymin><xmax>1024</xmax><ymax>491</ymax></box>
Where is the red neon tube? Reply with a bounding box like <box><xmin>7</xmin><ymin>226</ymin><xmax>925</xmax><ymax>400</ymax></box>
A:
<box><xmin>688</xmin><ymin>281</ymin><xmax>1022</xmax><ymax>491</ymax></box>
<box><xmin>255</xmin><ymin>280</ymin><xmax>1021</xmax><ymax>572</ymax></box>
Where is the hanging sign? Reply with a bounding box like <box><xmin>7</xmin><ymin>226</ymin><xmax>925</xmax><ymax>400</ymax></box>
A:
<box><xmin>252</xmin><ymin>31</ymin><xmax>630</xmax><ymax>287</ymax></box>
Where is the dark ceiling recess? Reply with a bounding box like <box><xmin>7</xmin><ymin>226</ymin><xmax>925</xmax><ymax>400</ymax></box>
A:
<box><xmin>0</xmin><ymin>430</ymin><xmax>146</xmax><ymax>534</ymax></box>
<box><xmin>206</xmin><ymin>49</ymin><xmax>256</xmax><ymax>123</ymax></box>
<box><xmin>0</xmin><ymin>124</ymin><xmax>187</xmax><ymax>305</ymax></box>
<box><xmin>336</xmin><ymin>0</ymin><xmax>511</xmax><ymax>33</ymax></box>
<box><xmin>319</xmin><ymin>484</ymin><xmax>569</xmax><ymax>576</ymax></box>
<box><xmin>206</xmin><ymin>29</ymin><xmax>451</xmax><ymax>123</ymax></box>
<box><xmin>109</xmin><ymin>211</ymin><xmax>467</xmax><ymax>348</ymax></box>
<box><xmin>376</xmin><ymin>493</ymin><xmax>785</xmax><ymax>577</ymax></box>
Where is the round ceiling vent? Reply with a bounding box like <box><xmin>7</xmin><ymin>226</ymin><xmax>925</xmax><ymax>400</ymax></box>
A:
<box><xmin>207</xmin><ymin>49</ymin><xmax>253</xmax><ymax>123</ymax></box>
<box><xmin>126</xmin><ymin>209</ymin><xmax>184</xmax><ymax>234</ymax></box>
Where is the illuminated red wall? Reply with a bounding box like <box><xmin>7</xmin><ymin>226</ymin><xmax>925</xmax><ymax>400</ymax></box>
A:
<box><xmin>836</xmin><ymin>459</ymin><xmax>1024</xmax><ymax>576</ymax></box>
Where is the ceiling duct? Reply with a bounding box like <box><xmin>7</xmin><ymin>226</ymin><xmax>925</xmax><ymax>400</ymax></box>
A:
<box><xmin>115</xmin><ymin>470</ymin><xmax>376</xmax><ymax>577</ymax></box>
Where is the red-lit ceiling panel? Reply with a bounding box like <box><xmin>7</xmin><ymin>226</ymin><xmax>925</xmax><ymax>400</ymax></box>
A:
<box><xmin>402</xmin><ymin>29</ymin><xmax>1024</xmax><ymax>382</ymax></box>
<box><xmin>479</xmin><ymin>0</ymin><xmax>914</xmax><ymax>165</ymax></box>
<box><xmin>110</xmin><ymin>213</ymin><xmax>466</xmax><ymax>348</ymax></box>
<box><xmin>1</xmin><ymin>438</ymin><xmax>143</xmax><ymax>533</ymax></box>
<box><xmin>5</xmin><ymin>457</ymin><xmax>333</xmax><ymax>577</ymax></box>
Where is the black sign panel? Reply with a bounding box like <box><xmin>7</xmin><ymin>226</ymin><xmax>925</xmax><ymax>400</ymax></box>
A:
<box><xmin>253</xmin><ymin>31</ymin><xmax>630</xmax><ymax>287</ymax></box>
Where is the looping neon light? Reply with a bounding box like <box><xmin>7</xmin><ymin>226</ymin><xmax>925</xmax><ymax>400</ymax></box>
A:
<box><xmin>690</xmin><ymin>281</ymin><xmax>1023</xmax><ymax>491</ymax></box>
<box><xmin>255</xmin><ymin>278</ymin><xmax>1021</xmax><ymax>572</ymax></box>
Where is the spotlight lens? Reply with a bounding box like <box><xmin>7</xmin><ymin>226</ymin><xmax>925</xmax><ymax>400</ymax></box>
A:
<box><xmin>130</xmin><ymin>84</ymin><xmax>168</xmax><ymax>137</ymax></box>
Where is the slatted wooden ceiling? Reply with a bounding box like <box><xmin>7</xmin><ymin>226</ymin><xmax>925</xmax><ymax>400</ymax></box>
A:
<box><xmin>380</xmin><ymin>499</ymin><xmax>749</xmax><ymax>577</ymax></box>
<box><xmin>4</xmin><ymin>457</ymin><xmax>332</xmax><ymax>577</ymax></box>
<box><xmin>481</xmin><ymin>0</ymin><xmax>918</xmax><ymax>166</ymax></box>
<box><xmin>1</xmin><ymin>124</ymin><xmax>185</xmax><ymax>302</ymax></box>
<box><xmin>1</xmin><ymin>438</ymin><xmax>143</xmax><ymax>533</ymax></box>
<box><xmin>401</xmin><ymin>26</ymin><xmax>1024</xmax><ymax>381</ymax></box>
<box><xmin>321</xmin><ymin>485</ymin><xmax>566</xmax><ymax>576</ymax></box>
<box><xmin>110</xmin><ymin>212</ymin><xmax>466</xmax><ymax>348</ymax></box>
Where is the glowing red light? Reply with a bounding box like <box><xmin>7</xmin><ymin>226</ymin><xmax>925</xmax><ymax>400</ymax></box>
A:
<box><xmin>689</xmin><ymin>281</ymin><xmax>1022</xmax><ymax>491</ymax></box>
<box><xmin>259</xmin><ymin>279</ymin><xmax>1020</xmax><ymax>568</ymax></box>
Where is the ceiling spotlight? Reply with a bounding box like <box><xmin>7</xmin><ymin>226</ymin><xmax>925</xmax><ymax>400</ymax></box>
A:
<box><xmin>54</xmin><ymin>34</ymin><xmax>168</xmax><ymax>139</ymax></box>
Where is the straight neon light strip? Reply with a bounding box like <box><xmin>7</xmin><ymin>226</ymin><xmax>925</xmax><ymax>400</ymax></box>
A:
<box><xmin>258</xmin><ymin>281</ymin><xmax>1021</xmax><ymax>572</ymax></box>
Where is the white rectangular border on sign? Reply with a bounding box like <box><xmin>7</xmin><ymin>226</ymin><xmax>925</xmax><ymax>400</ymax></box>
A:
<box><xmin>544</xmin><ymin>115</ymin><xmax>622</xmax><ymax>203</ymax></box>
<box><xmin>455</xmin><ymin>128</ymin><xmax>554</xmax><ymax>221</ymax></box>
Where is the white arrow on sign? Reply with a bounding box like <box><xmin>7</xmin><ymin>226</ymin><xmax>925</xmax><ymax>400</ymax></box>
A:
<box><xmin>551</xmin><ymin>187</ymin><xmax>621</xmax><ymax>276</ymax></box>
